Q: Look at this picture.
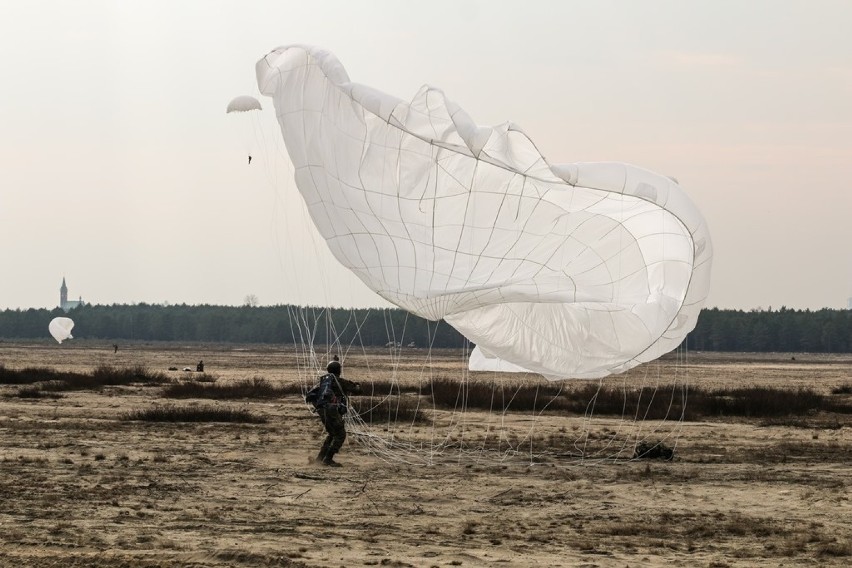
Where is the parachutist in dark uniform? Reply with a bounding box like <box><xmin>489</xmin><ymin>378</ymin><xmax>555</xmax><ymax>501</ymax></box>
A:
<box><xmin>248</xmin><ymin>155</ymin><xmax>252</xmax><ymax>165</ymax></box>
<box><xmin>305</xmin><ymin>360</ymin><xmax>361</xmax><ymax>467</ymax></box>
<box><xmin>197</xmin><ymin>360</ymin><xmax>204</xmax><ymax>372</ymax></box>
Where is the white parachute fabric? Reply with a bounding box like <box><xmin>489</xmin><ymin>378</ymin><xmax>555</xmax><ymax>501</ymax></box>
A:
<box><xmin>256</xmin><ymin>45</ymin><xmax>712</xmax><ymax>380</ymax></box>
<box><xmin>468</xmin><ymin>346</ymin><xmax>535</xmax><ymax>374</ymax></box>
<box><xmin>226</xmin><ymin>95</ymin><xmax>262</xmax><ymax>113</ymax></box>
<box><xmin>49</xmin><ymin>317</ymin><xmax>74</xmax><ymax>344</ymax></box>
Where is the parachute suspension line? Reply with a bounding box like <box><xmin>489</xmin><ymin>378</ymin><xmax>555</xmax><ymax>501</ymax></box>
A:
<box><xmin>454</xmin><ymin>335</ymin><xmax>487</xmax><ymax>464</ymax></box>
<box><xmin>391</xmin><ymin>312</ymin><xmax>411</xmax><ymax>439</ymax></box>
<box><xmin>678</xmin><ymin>342</ymin><xmax>690</xmax><ymax>452</ymax></box>
<box><xmin>300</xmin><ymin>302</ymin><xmax>693</xmax><ymax>468</ymax></box>
<box><xmin>536</xmin><ymin>381</ymin><xmax>572</xmax><ymax>463</ymax></box>
<box><xmin>488</xmin><ymin>376</ymin><xmax>510</xmax><ymax>464</ymax></box>
<box><xmin>665</xmin><ymin>341</ymin><xmax>690</xmax><ymax>459</ymax></box>
<box><xmin>264</xmin><ymin>121</ymin><xmax>339</xmax><ymax>314</ymax></box>
<box><xmin>365</xmin><ymin>309</ymin><xmax>407</xmax><ymax>452</ymax></box>
<box><xmin>289</xmin><ymin>304</ymin><xmax>362</xmax><ymax>382</ymax></box>
<box><xmin>265</xmin><ymin>133</ymin><xmax>308</xmax><ymax>309</ymax></box>
<box><xmin>666</xmin><ymin>345</ymin><xmax>686</xmax><ymax>458</ymax></box>
<box><xmin>610</xmin><ymin>348</ymin><xmax>689</xmax><ymax>464</ymax></box>
<box><xmin>446</xmin><ymin>336</ymin><xmax>466</xmax><ymax>464</ymax></box>
<box><xmin>330</xmin><ymin>310</ymin><xmax>692</xmax><ymax>468</ymax></box>
<box><xmin>432</xmin><ymin>319</ymin><xmax>473</xmax><ymax>464</ymax></box>
<box><xmin>494</xmin><ymin>377</ymin><xmax>535</xmax><ymax>465</ymax></box>
<box><xmin>457</xmin><ymin>336</ymin><xmax>475</xmax><ymax>464</ymax></box>
<box><xmin>334</xmin><ymin>309</ymin><xmax>440</xmax><ymax>467</ymax></box>
<box><xmin>526</xmin><ymin>382</ymin><xmax>543</xmax><ymax>465</ymax></box>
<box><xmin>425</xmin><ymin>318</ymin><xmax>442</xmax><ymax>465</ymax></box>
<box><xmin>292</xmin><ymin>306</ymin><xmax>326</xmax><ymax>377</ymax></box>
<box><xmin>598</xmin><ymin>374</ymin><xmax>635</xmax><ymax>462</ymax></box>
<box><xmin>574</xmin><ymin>380</ymin><xmax>601</xmax><ymax>460</ymax></box>
<box><xmin>472</xmin><ymin>374</ymin><xmax>497</xmax><ymax>465</ymax></box>
<box><xmin>513</xmin><ymin>383</ymin><xmax>564</xmax><ymax>465</ymax></box>
<box><xmin>285</xmin><ymin>305</ymin><xmax>311</xmax><ymax>378</ymax></box>
<box><xmin>402</xmin><ymin>316</ymin><xmax>443</xmax><ymax>464</ymax></box>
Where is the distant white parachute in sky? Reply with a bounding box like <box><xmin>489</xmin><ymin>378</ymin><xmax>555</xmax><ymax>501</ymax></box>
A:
<box><xmin>49</xmin><ymin>317</ymin><xmax>74</xmax><ymax>344</ymax></box>
<box><xmin>256</xmin><ymin>45</ymin><xmax>713</xmax><ymax>380</ymax></box>
<box><xmin>226</xmin><ymin>95</ymin><xmax>263</xmax><ymax>162</ymax></box>
<box><xmin>226</xmin><ymin>95</ymin><xmax>262</xmax><ymax>113</ymax></box>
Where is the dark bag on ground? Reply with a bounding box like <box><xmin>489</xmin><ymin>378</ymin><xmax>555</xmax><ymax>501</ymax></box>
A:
<box><xmin>634</xmin><ymin>441</ymin><xmax>674</xmax><ymax>460</ymax></box>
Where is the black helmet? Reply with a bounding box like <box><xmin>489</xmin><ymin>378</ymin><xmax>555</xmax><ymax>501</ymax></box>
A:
<box><xmin>326</xmin><ymin>360</ymin><xmax>342</xmax><ymax>375</ymax></box>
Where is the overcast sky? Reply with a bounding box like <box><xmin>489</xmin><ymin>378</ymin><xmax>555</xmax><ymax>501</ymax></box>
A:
<box><xmin>2</xmin><ymin>0</ymin><xmax>850</xmax><ymax>311</ymax></box>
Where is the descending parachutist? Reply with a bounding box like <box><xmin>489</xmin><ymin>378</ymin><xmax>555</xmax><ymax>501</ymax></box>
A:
<box><xmin>225</xmin><ymin>96</ymin><xmax>262</xmax><ymax>167</ymax></box>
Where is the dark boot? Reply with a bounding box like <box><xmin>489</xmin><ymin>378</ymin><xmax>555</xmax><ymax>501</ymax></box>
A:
<box><xmin>314</xmin><ymin>437</ymin><xmax>331</xmax><ymax>464</ymax></box>
<box><xmin>322</xmin><ymin>450</ymin><xmax>342</xmax><ymax>467</ymax></box>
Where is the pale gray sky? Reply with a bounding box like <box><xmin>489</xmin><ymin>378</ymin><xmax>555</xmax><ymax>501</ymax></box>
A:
<box><xmin>2</xmin><ymin>0</ymin><xmax>850</xmax><ymax>311</ymax></box>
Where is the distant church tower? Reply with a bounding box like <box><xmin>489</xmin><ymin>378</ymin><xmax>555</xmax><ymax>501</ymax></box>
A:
<box><xmin>60</xmin><ymin>277</ymin><xmax>68</xmax><ymax>308</ymax></box>
<box><xmin>60</xmin><ymin>277</ymin><xmax>84</xmax><ymax>312</ymax></box>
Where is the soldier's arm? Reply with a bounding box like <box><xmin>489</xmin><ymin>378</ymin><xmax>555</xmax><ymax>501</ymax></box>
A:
<box><xmin>339</xmin><ymin>377</ymin><xmax>362</xmax><ymax>395</ymax></box>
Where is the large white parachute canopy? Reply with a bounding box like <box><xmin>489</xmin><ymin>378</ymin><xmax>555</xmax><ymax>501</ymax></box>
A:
<box><xmin>256</xmin><ymin>45</ymin><xmax>713</xmax><ymax>380</ymax></box>
<box><xmin>49</xmin><ymin>317</ymin><xmax>74</xmax><ymax>344</ymax></box>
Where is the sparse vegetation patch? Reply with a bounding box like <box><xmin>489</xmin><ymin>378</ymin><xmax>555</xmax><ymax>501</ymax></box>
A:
<box><xmin>122</xmin><ymin>405</ymin><xmax>266</xmax><ymax>423</ymax></box>
<box><xmin>161</xmin><ymin>377</ymin><xmax>299</xmax><ymax>399</ymax></box>
<box><xmin>428</xmin><ymin>380</ymin><xmax>852</xmax><ymax>419</ymax></box>
<box><xmin>0</xmin><ymin>364</ymin><xmax>167</xmax><ymax>391</ymax></box>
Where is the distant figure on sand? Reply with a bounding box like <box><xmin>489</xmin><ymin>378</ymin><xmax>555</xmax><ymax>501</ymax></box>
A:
<box><xmin>113</xmin><ymin>343</ymin><xmax>118</xmax><ymax>353</ymax></box>
<box><xmin>305</xmin><ymin>360</ymin><xmax>361</xmax><ymax>467</ymax></box>
<box><xmin>197</xmin><ymin>360</ymin><xmax>204</xmax><ymax>372</ymax></box>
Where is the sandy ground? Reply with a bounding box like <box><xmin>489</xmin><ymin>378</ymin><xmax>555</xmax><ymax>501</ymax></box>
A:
<box><xmin>1</xmin><ymin>340</ymin><xmax>851</xmax><ymax>567</ymax></box>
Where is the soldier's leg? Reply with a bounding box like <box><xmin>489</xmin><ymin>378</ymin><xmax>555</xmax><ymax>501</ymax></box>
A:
<box><xmin>323</xmin><ymin>411</ymin><xmax>347</xmax><ymax>465</ymax></box>
<box><xmin>317</xmin><ymin>437</ymin><xmax>332</xmax><ymax>462</ymax></box>
<box><xmin>330</xmin><ymin>412</ymin><xmax>347</xmax><ymax>453</ymax></box>
<box><xmin>316</xmin><ymin>409</ymin><xmax>335</xmax><ymax>462</ymax></box>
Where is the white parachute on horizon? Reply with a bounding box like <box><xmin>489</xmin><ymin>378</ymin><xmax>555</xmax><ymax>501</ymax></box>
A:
<box><xmin>49</xmin><ymin>317</ymin><xmax>74</xmax><ymax>344</ymax></box>
<box><xmin>256</xmin><ymin>45</ymin><xmax>712</xmax><ymax>380</ymax></box>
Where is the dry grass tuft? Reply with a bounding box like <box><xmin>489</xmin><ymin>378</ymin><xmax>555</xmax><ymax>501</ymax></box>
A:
<box><xmin>428</xmin><ymin>379</ymin><xmax>852</xmax><ymax>419</ymax></box>
<box><xmin>1</xmin><ymin>364</ymin><xmax>167</xmax><ymax>392</ymax></box>
<box><xmin>10</xmin><ymin>385</ymin><xmax>62</xmax><ymax>399</ymax></box>
<box><xmin>162</xmin><ymin>377</ymin><xmax>298</xmax><ymax>399</ymax></box>
<box><xmin>817</xmin><ymin>540</ymin><xmax>852</xmax><ymax>557</ymax></box>
<box><xmin>122</xmin><ymin>404</ymin><xmax>266</xmax><ymax>423</ymax></box>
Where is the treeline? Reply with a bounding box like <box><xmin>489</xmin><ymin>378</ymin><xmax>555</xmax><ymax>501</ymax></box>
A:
<box><xmin>0</xmin><ymin>304</ymin><xmax>849</xmax><ymax>353</ymax></box>
<box><xmin>0</xmin><ymin>303</ymin><xmax>465</xmax><ymax>348</ymax></box>
<box><xmin>686</xmin><ymin>307</ymin><xmax>851</xmax><ymax>353</ymax></box>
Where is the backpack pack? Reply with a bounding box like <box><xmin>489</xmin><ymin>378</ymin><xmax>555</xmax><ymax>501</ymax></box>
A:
<box><xmin>305</xmin><ymin>373</ymin><xmax>337</xmax><ymax>408</ymax></box>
